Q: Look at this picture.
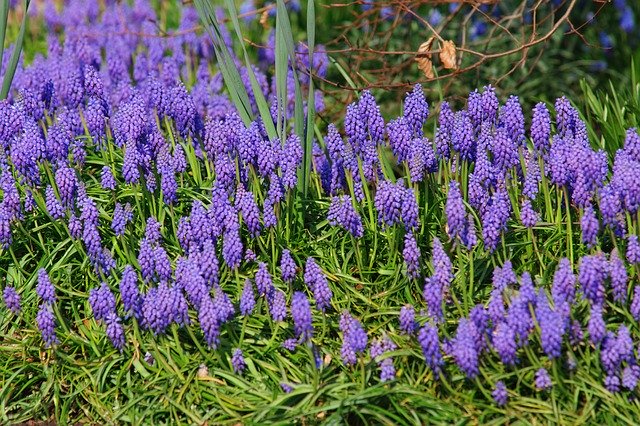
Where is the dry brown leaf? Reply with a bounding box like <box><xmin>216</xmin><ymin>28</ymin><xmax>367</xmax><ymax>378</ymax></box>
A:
<box><xmin>416</xmin><ymin>37</ymin><xmax>435</xmax><ymax>79</ymax></box>
<box><xmin>440</xmin><ymin>40</ymin><xmax>457</xmax><ymax>70</ymax></box>
<box><xmin>259</xmin><ymin>9</ymin><xmax>269</xmax><ymax>28</ymax></box>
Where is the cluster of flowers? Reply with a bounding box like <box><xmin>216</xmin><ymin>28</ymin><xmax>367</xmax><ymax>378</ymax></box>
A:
<box><xmin>2</xmin><ymin>0</ymin><xmax>640</xmax><ymax>405</ymax></box>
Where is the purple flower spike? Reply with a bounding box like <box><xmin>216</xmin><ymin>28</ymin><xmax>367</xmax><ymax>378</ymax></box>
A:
<box><xmin>446</xmin><ymin>181</ymin><xmax>466</xmax><ymax>242</ymax></box>
<box><xmin>580</xmin><ymin>204</ymin><xmax>599</xmax><ymax>248</ymax></box>
<box><xmin>534</xmin><ymin>368</ymin><xmax>552</xmax><ymax>391</ymax></box>
<box><xmin>105</xmin><ymin>312</ymin><xmax>125</xmax><ymax>351</ymax></box>
<box><xmin>327</xmin><ymin>195</ymin><xmax>364</xmax><ymax>238</ymax></box>
<box><xmin>418</xmin><ymin>323</ymin><xmax>443</xmax><ymax>378</ymax></box>
<box><xmin>37</xmin><ymin>269</ymin><xmax>56</xmax><ymax>305</ymax></box>
<box><xmin>240</xmin><ymin>279</ymin><xmax>256</xmax><ymax>316</ymax></box>
<box><xmin>609</xmin><ymin>249</ymin><xmax>628</xmax><ymax>303</ymax></box>
<box><xmin>280</xmin><ymin>249</ymin><xmax>297</xmax><ymax>283</ymax></box>
<box><xmin>340</xmin><ymin>311</ymin><xmax>368</xmax><ymax>366</ymax></box>
<box><xmin>291</xmin><ymin>291</ymin><xmax>313</xmax><ymax>342</ymax></box>
<box><xmin>399</xmin><ymin>305</ymin><xmax>417</xmax><ymax>334</ymax></box>
<box><xmin>3</xmin><ymin>286</ymin><xmax>21</xmax><ymax>314</ymax></box>
<box><xmin>89</xmin><ymin>282</ymin><xmax>116</xmax><ymax>322</ymax></box>
<box><xmin>37</xmin><ymin>304</ymin><xmax>59</xmax><ymax>347</ymax></box>
<box><xmin>232</xmin><ymin>348</ymin><xmax>246</xmax><ymax>374</ymax></box>
<box><xmin>520</xmin><ymin>198</ymin><xmax>539</xmax><ymax>228</ymax></box>
<box><xmin>101</xmin><ymin>166</ymin><xmax>116</xmax><ymax>191</ymax></box>
<box><xmin>627</xmin><ymin>235</ymin><xmax>640</xmax><ymax>264</ymax></box>
<box><xmin>304</xmin><ymin>257</ymin><xmax>333</xmax><ymax>312</ymax></box>
<box><xmin>492</xmin><ymin>381</ymin><xmax>508</xmax><ymax>407</ymax></box>
<box><xmin>403</xmin><ymin>232</ymin><xmax>421</xmax><ymax>279</ymax></box>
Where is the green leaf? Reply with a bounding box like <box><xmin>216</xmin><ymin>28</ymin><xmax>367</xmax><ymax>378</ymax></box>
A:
<box><xmin>1</xmin><ymin>0</ymin><xmax>30</xmax><ymax>99</ymax></box>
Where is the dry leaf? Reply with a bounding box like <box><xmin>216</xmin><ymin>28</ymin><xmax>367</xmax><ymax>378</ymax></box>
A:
<box><xmin>416</xmin><ymin>37</ymin><xmax>435</xmax><ymax>79</ymax></box>
<box><xmin>440</xmin><ymin>40</ymin><xmax>457</xmax><ymax>70</ymax></box>
<box><xmin>259</xmin><ymin>9</ymin><xmax>269</xmax><ymax>28</ymax></box>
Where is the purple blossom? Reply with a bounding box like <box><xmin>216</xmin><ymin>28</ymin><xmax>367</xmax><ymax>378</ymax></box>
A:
<box><xmin>105</xmin><ymin>312</ymin><xmax>125</xmax><ymax>350</ymax></box>
<box><xmin>37</xmin><ymin>304</ymin><xmax>59</xmax><ymax>347</ymax></box>
<box><xmin>588</xmin><ymin>303</ymin><xmax>606</xmax><ymax>345</ymax></box>
<box><xmin>403</xmin><ymin>232</ymin><xmax>421</xmax><ymax>279</ymax></box>
<box><xmin>387</xmin><ymin>117</ymin><xmax>413</xmax><ymax>163</ymax></box>
<box><xmin>120</xmin><ymin>265</ymin><xmax>141</xmax><ymax>319</ymax></box>
<box><xmin>340</xmin><ymin>311</ymin><xmax>368</xmax><ymax>366</ymax></box>
<box><xmin>375</xmin><ymin>180</ymin><xmax>403</xmax><ymax>227</ymax></box>
<box><xmin>399</xmin><ymin>305</ymin><xmax>417</xmax><ymax>334</ymax></box>
<box><xmin>631</xmin><ymin>286</ymin><xmax>640</xmax><ymax>320</ymax></box>
<box><xmin>401</xmin><ymin>187</ymin><xmax>419</xmax><ymax>230</ymax></box>
<box><xmin>222</xmin><ymin>217</ymin><xmax>243</xmax><ymax>270</ymax></box>
<box><xmin>45</xmin><ymin>186</ymin><xmax>64</xmax><ymax>220</ymax></box>
<box><xmin>417</xmin><ymin>323</ymin><xmax>443</xmax><ymax>378</ymax></box>
<box><xmin>520</xmin><ymin>198</ymin><xmax>539</xmax><ymax>228</ymax></box>
<box><xmin>451</xmin><ymin>111</ymin><xmax>475</xmax><ymax>161</ymax></box>
<box><xmin>403</xmin><ymin>84</ymin><xmax>429</xmax><ymax>136</ymax></box>
<box><xmin>552</xmin><ymin>258</ymin><xmax>576</xmax><ymax>306</ymax></box>
<box><xmin>492</xmin><ymin>381</ymin><xmax>508</xmax><ymax>407</ymax></box>
<box><xmin>291</xmin><ymin>291</ymin><xmax>313</xmax><ymax>341</ymax></box>
<box><xmin>267</xmin><ymin>288</ymin><xmax>287</xmax><ymax>322</ymax></box>
<box><xmin>627</xmin><ymin>235</ymin><xmax>640</xmax><ymax>264</ymax></box>
<box><xmin>304</xmin><ymin>257</ymin><xmax>332</xmax><ymax>312</ymax></box>
<box><xmin>579</xmin><ymin>254</ymin><xmax>608</xmax><ymax>306</ymax></box>
<box><xmin>423</xmin><ymin>277</ymin><xmax>443</xmax><ymax>322</ymax></box>
<box><xmin>451</xmin><ymin>319</ymin><xmax>479</xmax><ymax>378</ymax></box>
<box><xmin>89</xmin><ymin>282</ymin><xmax>116</xmax><ymax>321</ymax></box>
<box><xmin>610</xmin><ymin>249</ymin><xmax>628</xmax><ymax>303</ymax></box>
<box><xmin>232</xmin><ymin>348</ymin><xmax>246</xmax><ymax>374</ymax></box>
<box><xmin>535</xmin><ymin>291</ymin><xmax>564</xmax><ymax>359</ymax></box>
<box><xmin>3</xmin><ymin>286</ymin><xmax>20</xmax><ymax>314</ymax></box>
<box><xmin>199</xmin><ymin>295</ymin><xmax>221</xmax><ymax>348</ymax></box>
<box><xmin>111</xmin><ymin>202</ymin><xmax>133</xmax><ymax>236</ymax></box>
<box><xmin>280</xmin><ymin>249</ymin><xmax>297</xmax><ymax>283</ymax></box>
<box><xmin>580</xmin><ymin>204</ymin><xmax>599</xmax><ymax>248</ymax></box>
<box><xmin>327</xmin><ymin>195</ymin><xmax>364</xmax><ymax>238</ymax></box>
<box><xmin>534</xmin><ymin>367</ymin><xmax>552</xmax><ymax>391</ymax></box>
<box><xmin>37</xmin><ymin>269</ymin><xmax>56</xmax><ymax>305</ymax></box>
<box><xmin>531</xmin><ymin>102</ymin><xmax>551</xmax><ymax>154</ymax></box>
<box><xmin>101</xmin><ymin>166</ymin><xmax>116</xmax><ymax>190</ymax></box>
<box><xmin>481</xmin><ymin>186</ymin><xmax>511</xmax><ymax>252</ymax></box>
<box><xmin>446</xmin><ymin>181</ymin><xmax>466</xmax><ymax>241</ymax></box>
<box><xmin>493</xmin><ymin>321</ymin><xmax>517</xmax><ymax>365</ymax></box>
<box><xmin>523</xmin><ymin>154</ymin><xmax>541</xmax><ymax>199</ymax></box>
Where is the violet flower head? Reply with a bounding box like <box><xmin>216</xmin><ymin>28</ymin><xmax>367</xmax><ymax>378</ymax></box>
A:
<box><xmin>423</xmin><ymin>277</ymin><xmax>444</xmax><ymax>322</ymax></box>
<box><xmin>403</xmin><ymin>231</ymin><xmax>421</xmax><ymax>279</ymax></box>
<box><xmin>435</xmin><ymin>101</ymin><xmax>453</xmax><ymax>159</ymax></box>
<box><xmin>45</xmin><ymin>186</ymin><xmax>64</xmax><ymax>220</ymax></box>
<box><xmin>622</xmin><ymin>366</ymin><xmax>640</xmax><ymax>390</ymax></box>
<box><xmin>101</xmin><ymin>166</ymin><xmax>116</xmax><ymax>190</ymax></box>
<box><xmin>122</xmin><ymin>140</ymin><xmax>140</xmax><ymax>184</ymax></box>
<box><xmin>105</xmin><ymin>312</ymin><xmax>125</xmax><ymax>351</ymax></box>
<box><xmin>399</xmin><ymin>305</ymin><xmax>417</xmax><ymax>334</ymax></box>
<box><xmin>327</xmin><ymin>195</ymin><xmax>364</xmax><ymax>238</ymax></box>
<box><xmin>523</xmin><ymin>154</ymin><xmax>541</xmax><ymax>199</ymax></box>
<box><xmin>235</xmin><ymin>186</ymin><xmax>261</xmax><ymax>237</ymax></box>
<box><xmin>418</xmin><ymin>323</ymin><xmax>443</xmax><ymax>378</ymax></box>
<box><xmin>579</xmin><ymin>254</ymin><xmax>608</xmax><ymax>306</ymax></box>
<box><xmin>631</xmin><ymin>286</ymin><xmax>640</xmax><ymax>321</ymax></box>
<box><xmin>280</xmin><ymin>249</ymin><xmax>297</xmax><ymax>284</ymax></box>
<box><xmin>255</xmin><ymin>262</ymin><xmax>274</xmax><ymax>296</ymax></box>
<box><xmin>588</xmin><ymin>303</ymin><xmax>606</xmax><ymax>345</ymax></box>
<box><xmin>451</xmin><ymin>110</ymin><xmax>476</xmax><ymax>161</ymax></box>
<box><xmin>111</xmin><ymin>202</ymin><xmax>133</xmax><ymax>236</ymax></box>
<box><xmin>451</xmin><ymin>318</ymin><xmax>480</xmax><ymax>378</ymax></box>
<box><xmin>281</xmin><ymin>133</ymin><xmax>303</xmax><ymax>190</ymax></box>
<box><xmin>605</xmin><ymin>374</ymin><xmax>621</xmax><ymax>393</ymax></box>
<box><xmin>401</xmin><ymin>186</ymin><xmax>419</xmax><ymax>230</ymax></box>
<box><xmin>239</xmin><ymin>279</ymin><xmax>255</xmax><ymax>315</ymax></box>
<box><xmin>222</xmin><ymin>218</ymin><xmax>243</xmax><ymax>270</ymax></box>
<box><xmin>54</xmin><ymin>165</ymin><xmax>77</xmax><ymax>208</ymax></box>
<box><xmin>580</xmin><ymin>204</ymin><xmax>599</xmax><ymax>248</ymax></box>
<box><xmin>492</xmin><ymin>381</ymin><xmax>508</xmax><ymax>407</ymax></box>
<box><xmin>375</xmin><ymin>179</ymin><xmax>403</xmax><ymax>227</ymax></box>
<box><xmin>627</xmin><ymin>235</ymin><xmax>640</xmax><ymax>264</ymax></box>
<box><xmin>551</xmin><ymin>258</ymin><xmax>576</xmax><ymax>306</ymax></box>
<box><xmin>340</xmin><ymin>311</ymin><xmax>368</xmax><ymax>366</ymax></box>
<box><xmin>531</xmin><ymin>102</ymin><xmax>551</xmax><ymax>154</ymax></box>
<box><xmin>199</xmin><ymin>295</ymin><xmax>221</xmax><ymax>348</ymax></box>
<box><xmin>291</xmin><ymin>291</ymin><xmax>313</xmax><ymax>342</ymax></box>
<box><xmin>3</xmin><ymin>286</ymin><xmax>20</xmax><ymax>314</ymax></box>
<box><xmin>534</xmin><ymin>368</ymin><xmax>552</xmax><ymax>391</ymax></box>
<box><xmin>520</xmin><ymin>198</ymin><xmax>539</xmax><ymax>228</ymax></box>
<box><xmin>609</xmin><ymin>248</ymin><xmax>628</xmax><ymax>303</ymax></box>
<box><xmin>37</xmin><ymin>304</ymin><xmax>59</xmax><ymax>347</ymax></box>
<box><xmin>282</xmin><ymin>338</ymin><xmax>298</xmax><ymax>351</ymax></box>
<box><xmin>232</xmin><ymin>348</ymin><xmax>246</xmax><ymax>374</ymax></box>
<box><xmin>431</xmin><ymin>237</ymin><xmax>453</xmax><ymax>290</ymax></box>
<box><xmin>267</xmin><ymin>288</ymin><xmax>287</xmax><ymax>322</ymax></box>
<box><xmin>493</xmin><ymin>321</ymin><xmax>517</xmax><ymax>365</ymax></box>
<box><xmin>37</xmin><ymin>268</ymin><xmax>56</xmax><ymax>305</ymax></box>
<box><xmin>120</xmin><ymin>265</ymin><xmax>141</xmax><ymax>318</ymax></box>
<box><xmin>387</xmin><ymin>116</ymin><xmax>413</xmax><ymax>163</ymax></box>
<box><xmin>446</xmin><ymin>181</ymin><xmax>466</xmax><ymax>242</ymax></box>
<box><xmin>481</xmin><ymin>186</ymin><xmax>511</xmax><ymax>252</ymax></box>
<box><xmin>535</xmin><ymin>291</ymin><xmax>564</xmax><ymax>359</ymax></box>
<box><xmin>403</xmin><ymin>84</ymin><xmax>429</xmax><ymax>136</ymax></box>
<box><xmin>481</xmin><ymin>85</ymin><xmax>499</xmax><ymax>124</ymax></box>
<box><xmin>304</xmin><ymin>257</ymin><xmax>333</xmax><ymax>312</ymax></box>
<box><xmin>359</xmin><ymin>90</ymin><xmax>385</xmax><ymax>144</ymax></box>
<box><xmin>89</xmin><ymin>282</ymin><xmax>116</xmax><ymax>322</ymax></box>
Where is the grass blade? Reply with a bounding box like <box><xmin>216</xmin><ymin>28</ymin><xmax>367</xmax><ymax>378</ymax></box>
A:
<box><xmin>0</xmin><ymin>0</ymin><xmax>9</xmax><ymax>73</ymax></box>
<box><xmin>303</xmin><ymin>0</ymin><xmax>316</xmax><ymax>196</ymax></box>
<box><xmin>1</xmin><ymin>0</ymin><xmax>29</xmax><ymax>99</ymax></box>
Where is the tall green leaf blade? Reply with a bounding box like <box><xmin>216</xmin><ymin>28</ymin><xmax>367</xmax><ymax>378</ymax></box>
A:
<box><xmin>303</xmin><ymin>0</ymin><xmax>316</xmax><ymax>196</ymax></box>
<box><xmin>275</xmin><ymin>20</ymin><xmax>288</xmax><ymax>141</ymax></box>
<box><xmin>0</xmin><ymin>0</ymin><xmax>29</xmax><ymax>99</ymax></box>
<box><xmin>222</xmin><ymin>0</ymin><xmax>277</xmax><ymax>140</ymax></box>
<box><xmin>193</xmin><ymin>0</ymin><xmax>253</xmax><ymax>125</ymax></box>
<box><xmin>0</xmin><ymin>0</ymin><xmax>9</xmax><ymax>74</ymax></box>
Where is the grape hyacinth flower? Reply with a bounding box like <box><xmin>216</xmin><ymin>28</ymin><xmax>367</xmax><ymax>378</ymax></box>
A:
<box><xmin>520</xmin><ymin>198</ymin><xmax>539</xmax><ymax>228</ymax></box>
<box><xmin>588</xmin><ymin>303</ymin><xmax>606</xmax><ymax>345</ymax></box>
<box><xmin>280</xmin><ymin>249</ymin><xmax>296</xmax><ymax>283</ymax></box>
<box><xmin>120</xmin><ymin>265</ymin><xmax>141</xmax><ymax>319</ymax></box>
<box><xmin>451</xmin><ymin>319</ymin><xmax>480</xmax><ymax>378</ymax></box>
<box><xmin>399</xmin><ymin>305</ymin><xmax>417</xmax><ymax>334</ymax></box>
<box><xmin>579</xmin><ymin>254</ymin><xmax>608</xmax><ymax>306</ymax></box>
<box><xmin>418</xmin><ymin>323</ymin><xmax>443</xmax><ymax>378</ymax></box>
<box><xmin>609</xmin><ymin>249</ymin><xmax>628</xmax><ymax>303</ymax></box>
<box><xmin>551</xmin><ymin>258</ymin><xmax>576</xmax><ymax>306</ymax></box>
<box><xmin>492</xmin><ymin>381</ymin><xmax>508</xmax><ymax>407</ymax></box>
<box><xmin>37</xmin><ymin>269</ymin><xmax>56</xmax><ymax>305</ymax></box>
<box><xmin>534</xmin><ymin>368</ymin><xmax>552</xmax><ymax>391</ymax></box>
<box><xmin>45</xmin><ymin>186</ymin><xmax>64</xmax><ymax>220</ymax></box>
<box><xmin>267</xmin><ymin>288</ymin><xmax>287</xmax><ymax>322</ymax></box>
<box><xmin>403</xmin><ymin>232</ymin><xmax>421</xmax><ymax>279</ymax></box>
<box><xmin>627</xmin><ymin>235</ymin><xmax>640</xmax><ymax>264</ymax></box>
<box><xmin>631</xmin><ymin>286</ymin><xmax>640</xmax><ymax>321</ymax></box>
<box><xmin>105</xmin><ymin>312</ymin><xmax>125</xmax><ymax>350</ymax></box>
<box><xmin>340</xmin><ymin>311</ymin><xmax>368</xmax><ymax>366</ymax></box>
<box><xmin>327</xmin><ymin>195</ymin><xmax>364</xmax><ymax>238</ymax></box>
<box><xmin>89</xmin><ymin>282</ymin><xmax>116</xmax><ymax>321</ymax></box>
<box><xmin>232</xmin><ymin>348</ymin><xmax>246</xmax><ymax>374</ymax></box>
<box><xmin>446</xmin><ymin>181</ymin><xmax>467</xmax><ymax>242</ymax></box>
<box><xmin>304</xmin><ymin>257</ymin><xmax>333</xmax><ymax>312</ymax></box>
<box><xmin>101</xmin><ymin>166</ymin><xmax>116</xmax><ymax>190</ymax></box>
<box><xmin>199</xmin><ymin>295</ymin><xmax>221</xmax><ymax>348</ymax></box>
<box><xmin>240</xmin><ymin>279</ymin><xmax>256</xmax><ymax>316</ymax></box>
<box><xmin>580</xmin><ymin>204</ymin><xmax>599</xmax><ymax>248</ymax></box>
<box><xmin>111</xmin><ymin>202</ymin><xmax>133</xmax><ymax>236</ymax></box>
<box><xmin>530</xmin><ymin>102</ymin><xmax>551</xmax><ymax>154</ymax></box>
<box><xmin>3</xmin><ymin>286</ymin><xmax>20</xmax><ymax>314</ymax></box>
<box><xmin>291</xmin><ymin>291</ymin><xmax>313</xmax><ymax>342</ymax></box>
<box><xmin>255</xmin><ymin>262</ymin><xmax>274</xmax><ymax>296</ymax></box>
<box><xmin>37</xmin><ymin>304</ymin><xmax>59</xmax><ymax>347</ymax></box>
